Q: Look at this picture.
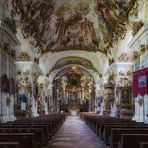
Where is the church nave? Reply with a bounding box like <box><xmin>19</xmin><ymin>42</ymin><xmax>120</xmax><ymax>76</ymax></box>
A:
<box><xmin>0</xmin><ymin>0</ymin><xmax>148</xmax><ymax>147</ymax></box>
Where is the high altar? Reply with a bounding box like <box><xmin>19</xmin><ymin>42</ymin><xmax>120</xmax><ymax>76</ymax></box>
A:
<box><xmin>68</xmin><ymin>104</ymin><xmax>80</xmax><ymax>115</ymax></box>
<box><xmin>53</xmin><ymin>68</ymin><xmax>94</xmax><ymax>113</ymax></box>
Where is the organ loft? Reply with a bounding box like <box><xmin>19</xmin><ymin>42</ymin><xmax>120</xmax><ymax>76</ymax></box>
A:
<box><xmin>0</xmin><ymin>0</ymin><xmax>148</xmax><ymax>148</ymax></box>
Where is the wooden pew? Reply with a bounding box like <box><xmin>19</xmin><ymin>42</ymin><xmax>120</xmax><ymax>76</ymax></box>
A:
<box><xmin>10</xmin><ymin>113</ymin><xmax>65</xmax><ymax>136</ymax></box>
<box><xmin>81</xmin><ymin>112</ymin><xmax>136</xmax><ymax>137</ymax></box>
<box><xmin>100</xmin><ymin>122</ymin><xmax>137</xmax><ymax>140</ymax></box>
<box><xmin>110</xmin><ymin>128</ymin><xmax>148</xmax><ymax>148</ymax></box>
<box><xmin>0</xmin><ymin>133</ymin><xmax>37</xmax><ymax>148</ymax></box>
<box><xmin>139</xmin><ymin>142</ymin><xmax>148</xmax><ymax>148</ymax></box>
<box><xmin>0</xmin><ymin>113</ymin><xmax>66</xmax><ymax>148</ymax></box>
<box><xmin>0</xmin><ymin>142</ymin><xmax>20</xmax><ymax>148</ymax></box>
<box><xmin>80</xmin><ymin>113</ymin><xmax>148</xmax><ymax>148</ymax></box>
<box><xmin>0</xmin><ymin>124</ymin><xmax>49</xmax><ymax>145</ymax></box>
<box><xmin>0</xmin><ymin>128</ymin><xmax>44</xmax><ymax>148</ymax></box>
<box><xmin>100</xmin><ymin>119</ymin><xmax>136</xmax><ymax>134</ymax></box>
<box><xmin>119</xmin><ymin>134</ymin><xmax>148</xmax><ymax>148</ymax></box>
<box><xmin>103</xmin><ymin>124</ymin><xmax>148</xmax><ymax>145</ymax></box>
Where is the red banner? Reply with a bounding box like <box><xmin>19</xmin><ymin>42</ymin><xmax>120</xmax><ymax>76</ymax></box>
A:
<box><xmin>133</xmin><ymin>67</ymin><xmax>148</xmax><ymax>97</ymax></box>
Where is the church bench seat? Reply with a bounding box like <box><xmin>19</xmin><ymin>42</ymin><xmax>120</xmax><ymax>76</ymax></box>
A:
<box><xmin>6</xmin><ymin>113</ymin><xmax>66</xmax><ymax>138</ymax></box>
<box><xmin>119</xmin><ymin>134</ymin><xmax>148</xmax><ymax>148</ymax></box>
<box><xmin>110</xmin><ymin>128</ymin><xmax>148</xmax><ymax>148</ymax></box>
<box><xmin>0</xmin><ymin>133</ymin><xmax>37</xmax><ymax>148</ymax></box>
<box><xmin>0</xmin><ymin>114</ymin><xmax>65</xmax><ymax>148</ymax></box>
<box><xmin>139</xmin><ymin>142</ymin><xmax>148</xmax><ymax>148</ymax></box>
<box><xmin>100</xmin><ymin>119</ymin><xmax>136</xmax><ymax>131</ymax></box>
<box><xmin>0</xmin><ymin>128</ymin><xmax>44</xmax><ymax>148</ymax></box>
<box><xmin>9</xmin><ymin>113</ymin><xmax>65</xmax><ymax>136</ymax></box>
<box><xmin>100</xmin><ymin>121</ymin><xmax>137</xmax><ymax>139</ymax></box>
<box><xmin>103</xmin><ymin>124</ymin><xmax>148</xmax><ymax>145</ymax></box>
<box><xmin>8</xmin><ymin>122</ymin><xmax>58</xmax><ymax>138</ymax></box>
<box><xmin>0</xmin><ymin>124</ymin><xmax>49</xmax><ymax>145</ymax></box>
<box><xmin>82</xmin><ymin>113</ymin><xmax>136</xmax><ymax>138</ymax></box>
<box><xmin>80</xmin><ymin>113</ymin><xmax>148</xmax><ymax>147</ymax></box>
<box><xmin>0</xmin><ymin>142</ymin><xmax>20</xmax><ymax>148</ymax></box>
<box><xmin>81</xmin><ymin>113</ymin><xmax>136</xmax><ymax>136</ymax></box>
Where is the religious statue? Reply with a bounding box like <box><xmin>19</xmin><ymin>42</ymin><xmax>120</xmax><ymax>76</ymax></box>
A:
<box><xmin>6</xmin><ymin>97</ymin><xmax>11</xmax><ymax>107</ymax></box>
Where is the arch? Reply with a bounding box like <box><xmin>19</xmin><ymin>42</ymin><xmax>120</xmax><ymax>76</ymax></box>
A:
<box><xmin>49</xmin><ymin>56</ymin><xmax>99</xmax><ymax>74</ymax></box>
<box><xmin>52</xmin><ymin>65</ymin><xmax>95</xmax><ymax>85</ymax></box>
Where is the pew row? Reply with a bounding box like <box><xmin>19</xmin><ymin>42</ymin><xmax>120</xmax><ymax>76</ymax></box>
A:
<box><xmin>0</xmin><ymin>113</ymin><xmax>66</xmax><ymax>148</ymax></box>
<box><xmin>80</xmin><ymin>112</ymin><xmax>148</xmax><ymax>148</ymax></box>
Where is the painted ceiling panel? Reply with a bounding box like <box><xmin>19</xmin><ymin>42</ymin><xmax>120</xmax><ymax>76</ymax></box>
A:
<box><xmin>12</xmin><ymin>0</ymin><xmax>137</xmax><ymax>55</ymax></box>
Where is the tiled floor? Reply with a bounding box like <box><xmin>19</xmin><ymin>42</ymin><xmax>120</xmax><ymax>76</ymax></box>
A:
<box><xmin>47</xmin><ymin>116</ymin><xmax>105</xmax><ymax>148</ymax></box>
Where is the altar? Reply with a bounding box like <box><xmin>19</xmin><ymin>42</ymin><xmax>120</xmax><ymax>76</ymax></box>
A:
<box><xmin>68</xmin><ymin>104</ymin><xmax>80</xmax><ymax>115</ymax></box>
<box><xmin>70</xmin><ymin>110</ymin><xmax>77</xmax><ymax>115</ymax></box>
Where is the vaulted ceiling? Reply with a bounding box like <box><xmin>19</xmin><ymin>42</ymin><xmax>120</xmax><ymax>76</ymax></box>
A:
<box><xmin>12</xmin><ymin>0</ymin><xmax>137</xmax><ymax>55</ymax></box>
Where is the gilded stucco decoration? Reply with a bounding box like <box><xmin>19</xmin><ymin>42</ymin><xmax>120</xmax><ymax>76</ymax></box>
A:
<box><xmin>132</xmin><ymin>21</ymin><xmax>144</xmax><ymax>36</ymax></box>
<box><xmin>118</xmin><ymin>53</ymin><xmax>132</xmax><ymax>62</ymax></box>
<box><xmin>132</xmin><ymin>45</ymin><xmax>148</xmax><ymax>60</ymax></box>
<box><xmin>17</xmin><ymin>52</ymin><xmax>31</xmax><ymax>61</ymax></box>
<box><xmin>12</xmin><ymin>0</ymin><xmax>138</xmax><ymax>55</ymax></box>
<box><xmin>103</xmin><ymin>82</ymin><xmax>114</xmax><ymax>113</ymax></box>
<box><xmin>118</xmin><ymin>71</ymin><xmax>133</xmax><ymax>87</ymax></box>
<box><xmin>49</xmin><ymin>56</ymin><xmax>99</xmax><ymax>73</ymax></box>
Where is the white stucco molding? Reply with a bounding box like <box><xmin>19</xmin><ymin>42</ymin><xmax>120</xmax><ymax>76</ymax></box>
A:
<box><xmin>0</xmin><ymin>20</ymin><xmax>20</xmax><ymax>46</ymax></box>
<box><xmin>128</xmin><ymin>24</ymin><xmax>148</xmax><ymax>51</ymax></box>
<box><xmin>15</xmin><ymin>61</ymin><xmax>43</xmax><ymax>76</ymax></box>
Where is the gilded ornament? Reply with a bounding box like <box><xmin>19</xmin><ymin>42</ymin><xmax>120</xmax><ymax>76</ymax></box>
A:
<box><xmin>118</xmin><ymin>53</ymin><xmax>132</xmax><ymax>62</ymax></box>
<box><xmin>107</xmin><ymin>73</ymin><xmax>114</xmax><ymax>83</ymax></box>
<box><xmin>138</xmin><ymin>99</ymin><xmax>144</xmax><ymax>107</ymax></box>
<box><xmin>132</xmin><ymin>21</ymin><xmax>144</xmax><ymax>36</ymax></box>
<box><xmin>6</xmin><ymin>97</ymin><xmax>11</xmax><ymax>107</ymax></box>
<box><xmin>140</xmin><ymin>45</ymin><xmax>148</xmax><ymax>55</ymax></box>
<box><xmin>133</xmin><ymin>51</ymin><xmax>140</xmax><ymax>60</ymax></box>
<box><xmin>17</xmin><ymin>52</ymin><xmax>31</xmax><ymax>61</ymax></box>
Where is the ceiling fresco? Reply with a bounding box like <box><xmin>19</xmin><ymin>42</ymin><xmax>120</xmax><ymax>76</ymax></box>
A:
<box><xmin>12</xmin><ymin>0</ymin><xmax>137</xmax><ymax>55</ymax></box>
<box><xmin>49</xmin><ymin>56</ymin><xmax>99</xmax><ymax>74</ymax></box>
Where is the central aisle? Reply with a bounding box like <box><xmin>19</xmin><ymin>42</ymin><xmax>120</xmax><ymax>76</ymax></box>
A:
<box><xmin>47</xmin><ymin>116</ymin><xmax>105</xmax><ymax>148</ymax></box>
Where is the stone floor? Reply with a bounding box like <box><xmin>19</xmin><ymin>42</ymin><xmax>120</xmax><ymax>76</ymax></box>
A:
<box><xmin>47</xmin><ymin>116</ymin><xmax>105</xmax><ymax>148</ymax></box>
